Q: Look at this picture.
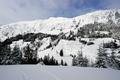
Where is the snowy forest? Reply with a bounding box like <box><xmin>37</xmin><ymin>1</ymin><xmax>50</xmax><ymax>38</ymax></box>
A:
<box><xmin>1</xmin><ymin>10</ymin><xmax>120</xmax><ymax>71</ymax></box>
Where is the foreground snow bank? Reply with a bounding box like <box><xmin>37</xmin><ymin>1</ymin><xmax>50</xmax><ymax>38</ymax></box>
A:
<box><xmin>0</xmin><ymin>65</ymin><xmax>120</xmax><ymax>80</ymax></box>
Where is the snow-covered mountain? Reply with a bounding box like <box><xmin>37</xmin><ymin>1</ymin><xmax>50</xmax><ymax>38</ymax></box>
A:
<box><xmin>1</xmin><ymin>9</ymin><xmax>120</xmax><ymax>66</ymax></box>
<box><xmin>0</xmin><ymin>9</ymin><xmax>120</xmax><ymax>41</ymax></box>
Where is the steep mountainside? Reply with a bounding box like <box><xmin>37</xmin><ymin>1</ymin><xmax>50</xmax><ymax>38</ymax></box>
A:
<box><xmin>0</xmin><ymin>9</ymin><xmax>120</xmax><ymax>41</ymax></box>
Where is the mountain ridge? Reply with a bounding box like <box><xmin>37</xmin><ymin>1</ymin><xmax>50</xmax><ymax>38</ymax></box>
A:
<box><xmin>0</xmin><ymin>9</ymin><xmax>120</xmax><ymax>41</ymax></box>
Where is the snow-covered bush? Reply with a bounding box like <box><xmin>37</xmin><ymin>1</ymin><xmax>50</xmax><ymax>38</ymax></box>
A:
<box><xmin>72</xmin><ymin>51</ymin><xmax>89</xmax><ymax>67</ymax></box>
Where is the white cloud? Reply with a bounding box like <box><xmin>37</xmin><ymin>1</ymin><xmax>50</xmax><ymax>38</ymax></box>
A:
<box><xmin>0</xmin><ymin>0</ymin><xmax>72</xmax><ymax>24</ymax></box>
<box><xmin>0</xmin><ymin>0</ymin><xmax>120</xmax><ymax>25</ymax></box>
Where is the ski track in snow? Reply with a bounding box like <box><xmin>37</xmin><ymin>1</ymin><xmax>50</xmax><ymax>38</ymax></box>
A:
<box><xmin>40</xmin><ymin>65</ymin><xmax>61</xmax><ymax>80</ymax></box>
<box><xmin>0</xmin><ymin>65</ymin><xmax>120</xmax><ymax>80</ymax></box>
<box><xmin>14</xmin><ymin>65</ymin><xmax>61</xmax><ymax>80</ymax></box>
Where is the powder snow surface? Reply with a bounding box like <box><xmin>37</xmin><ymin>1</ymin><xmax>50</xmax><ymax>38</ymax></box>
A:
<box><xmin>0</xmin><ymin>65</ymin><xmax>120</xmax><ymax>80</ymax></box>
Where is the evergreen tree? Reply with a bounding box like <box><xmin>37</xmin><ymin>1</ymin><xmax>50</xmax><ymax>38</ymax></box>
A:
<box><xmin>49</xmin><ymin>56</ymin><xmax>56</xmax><ymax>65</ymax></box>
<box><xmin>95</xmin><ymin>45</ymin><xmax>120</xmax><ymax>70</ymax></box>
<box><xmin>43</xmin><ymin>55</ymin><xmax>50</xmax><ymax>65</ymax></box>
<box><xmin>11</xmin><ymin>45</ymin><xmax>22</xmax><ymax>64</ymax></box>
<box><xmin>107</xmin><ymin>49</ymin><xmax>120</xmax><ymax>69</ymax></box>
<box><xmin>60</xmin><ymin>49</ymin><xmax>64</xmax><ymax>57</ymax></box>
<box><xmin>0</xmin><ymin>45</ymin><xmax>11</xmax><ymax>65</ymax></box>
<box><xmin>23</xmin><ymin>45</ymin><xmax>38</xmax><ymax>64</ymax></box>
<box><xmin>42</xmin><ymin>55</ymin><xmax>58</xmax><ymax>65</ymax></box>
<box><xmin>95</xmin><ymin>46</ymin><xmax>108</xmax><ymax>68</ymax></box>
<box><xmin>72</xmin><ymin>55</ymin><xmax>77</xmax><ymax>66</ymax></box>
<box><xmin>55</xmin><ymin>60</ymin><xmax>59</xmax><ymax>65</ymax></box>
<box><xmin>61</xmin><ymin>59</ymin><xmax>64</xmax><ymax>65</ymax></box>
<box><xmin>64</xmin><ymin>62</ymin><xmax>67</xmax><ymax>66</ymax></box>
<box><xmin>72</xmin><ymin>51</ymin><xmax>89</xmax><ymax>67</ymax></box>
<box><xmin>76</xmin><ymin>53</ymin><xmax>89</xmax><ymax>67</ymax></box>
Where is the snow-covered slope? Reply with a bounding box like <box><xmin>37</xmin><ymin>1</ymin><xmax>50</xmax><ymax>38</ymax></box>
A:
<box><xmin>10</xmin><ymin>38</ymin><xmax>115</xmax><ymax>65</ymax></box>
<box><xmin>0</xmin><ymin>65</ymin><xmax>120</xmax><ymax>80</ymax></box>
<box><xmin>1</xmin><ymin>9</ymin><xmax>120</xmax><ymax>66</ymax></box>
<box><xmin>0</xmin><ymin>9</ymin><xmax>120</xmax><ymax>41</ymax></box>
<box><xmin>36</xmin><ymin>38</ymin><xmax>116</xmax><ymax>65</ymax></box>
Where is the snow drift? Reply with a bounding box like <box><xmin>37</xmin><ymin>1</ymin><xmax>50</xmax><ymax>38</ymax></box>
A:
<box><xmin>0</xmin><ymin>65</ymin><xmax>120</xmax><ymax>80</ymax></box>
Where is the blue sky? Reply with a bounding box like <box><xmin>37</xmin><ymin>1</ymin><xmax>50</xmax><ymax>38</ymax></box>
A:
<box><xmin>0</xmin><ymin>0</ymin><xmax>120</xmax><ymax>25</ymax></box>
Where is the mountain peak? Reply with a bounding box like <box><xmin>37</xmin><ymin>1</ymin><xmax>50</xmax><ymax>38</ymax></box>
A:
<box><xmin>0</xmin><ymin>9</ymin><xmax>120</xmax><ymax>41</ymax></box>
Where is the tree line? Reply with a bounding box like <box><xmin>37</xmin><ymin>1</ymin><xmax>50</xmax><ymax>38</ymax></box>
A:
<box><xmin>0</xmin><ymin>44</ymin><xmax>67</xmax><ymax>66</ymax></box>
<box><xmin>72</xmin><ymin>42</ymin><xmax>120</xmax><ymax>70</ymax></box>
<box><xmin>0</xmin><ymin>41</ymin><xmax>120</xmax><ymax>70</ymax></box>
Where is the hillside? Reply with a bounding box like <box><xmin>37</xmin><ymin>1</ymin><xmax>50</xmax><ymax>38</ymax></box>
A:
<box><xmin>0</xmin><ymin>9</ymin><xmax>120</xmax><ymax>41</ymax></box>
<box><xmin>0</xmin><ymin>10</ymin><xmax>120</xmax><ymax>69</ymax></box>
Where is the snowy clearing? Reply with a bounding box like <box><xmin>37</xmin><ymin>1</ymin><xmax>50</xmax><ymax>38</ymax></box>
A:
<box><xmin>0</xmin><ymin>65</ymin><xmax>120</xmax><ymax>80</ymax></box>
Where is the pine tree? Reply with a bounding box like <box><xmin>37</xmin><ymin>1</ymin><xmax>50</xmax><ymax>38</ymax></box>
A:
<box><xmin>50</xmin><ymin>56</ymin><xmax>57</xmax><ymax>65</ymax></box>
<box><xmin>107</xmin><ymin>49</ymin><xmax>120</xmax><ymax>69</ymax></box>
<box><xmin>72</xmin><ymin>55</ymin><xmax>77</xmax><ymax>66</ymax></box>
<box><xmin>43</xmin><ymin>55</ymin><xmax>50</xmax><ymax>65</ymax></box>
<box><xmin>64</xmin><ymin>62</ymin><xmax>67</xmax><ymax>66</ymax></box>
<box><xmin>23</xmin><ymin>45</ymin><xmax>38</xmax><ymax>64</ymax></box>
<box><xmin>83</xmin><ymin>57</ymin><xmax>89</xmax><ymax>67</ymax></box>
<box><xmin>95</xmin><ymin>46</ymin><xmax>108</xmax><ymax>68</ymax></box>
<box><xmin>76</xmin><ymin>53</ymin><xmax>89</xmax><ymax>67</ymax></box>
<box><xmin>60</xmin><ymin>49</ymin><xmax>64</xmax><ymax>57</ymax></box>
<box><xmin>55</xmin><ymin>60</ymin><xmax>58</xmax><ymax>65</ymax></box>
<box><xmin>72</xmin><ymin>51</ymin><xmax>89</xmax><ymax>67</ymax></box>
<box><xmin>0</xmin><ymin>45</ymin><xmax>11</xmax><ymax>64</ymax></box>
<box><xmin>61</xmin><ymin>59</ymin><xmax>64</xmax><ymax>65</ymax></box>
<box><xmin>42</xmin><ymin>55</ymin><xmax>58</xmax><ymax>65</ymax></box>
<box><xmin>11</xmin><ymin>45</ymin><xmax>22</xmax><ymax>64</ymax></box>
